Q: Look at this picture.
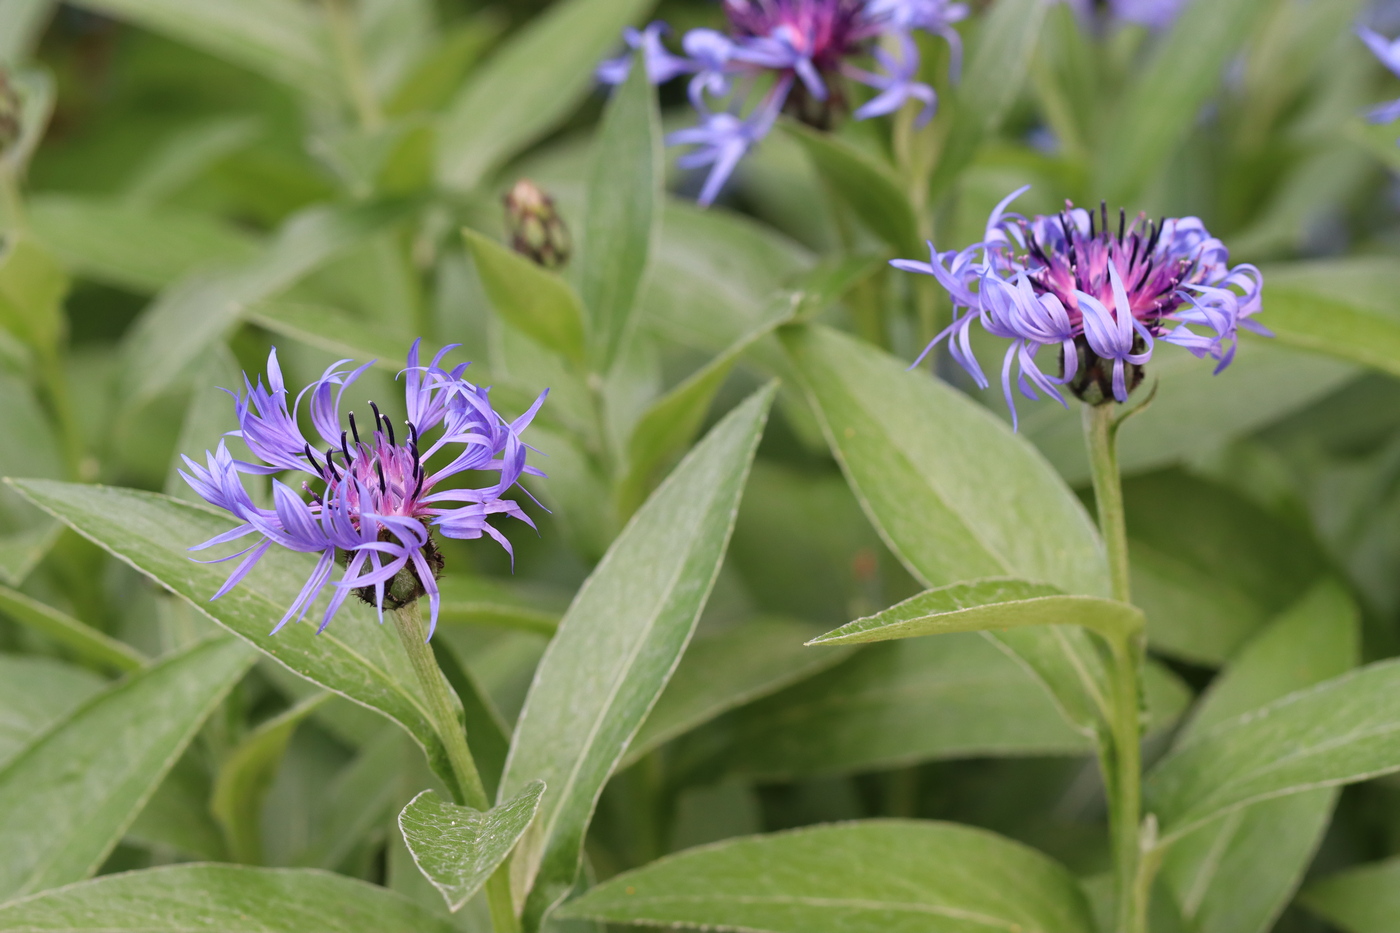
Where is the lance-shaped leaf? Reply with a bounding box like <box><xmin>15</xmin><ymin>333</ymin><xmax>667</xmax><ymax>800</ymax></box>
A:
<box><xmin>810</xmin><ymin>578</ymin><xmax>1144</xmax><ymax>647</ymax></box>
<box><xmin>0</xmin><ymin>636</ymin><xmax>254</xmax><ymax>900</ymax></box>
<box><xmin>1160</xmin><ymin>580</ymin><xmax>1359</xmax><ymax>933</ymax></box>
<box><xmin>785</xmin><ymin>121</ymin><xmax>919</xmax><ymax>255</ymax></box>
<box><xmin>67</xmin><ymin>0</ymin><xmax>339</xmax><ymax>102</ymax></box>
<box><xmin>929</xmin><ymin>0</ymin><xmax>1048</xmax><ymax>199</ymax></box>
<box><xmin>557</xmin><ymin>820</ymin><xmax>1095</xmax><ymax>933</ymax></box>
<box><xmin>119</xmin><ymin>199</ymin><xmax>408</xmax><ymax>405</ymax></box>
<box><xmin>0</xmin><ymin>864</ymin><xmax>459</xmax><ymax>932</ymax></box>
<box><xmin>464</xmin><ymin>228</ymin><xmax>587</xmax><ymax>365</ymax></box>
<box><xmin>780</xmin><ymin>323</ymin><xmax>1112</xmax><ymax>734</ymax></box>
<box><xmin>0</xmin><ymin>583</ymin><xmax>146</xmax><ymax>672</ymax></box>
<box><xmin>436</xmin><ymin>0</ymin><xmax>654</xmax><ymax>191</ymax></box>
<box><xmin>500</xmin><ymin>384</ymin><xmax>774</xmax><ymax>930</ymax></box>
<box><xmin>1300</xmin><ymin>857</ymin><xmax>1400</xmax><ymax>933</ymax></box>
<box><xmin>399</xmin><ymin>781</ymin><xmax>545</xmax><ymax>912</ymax></box>
<box><xmin>1259</xmin><ymin>258</ymin><xmax>1400</xmax><ymax>378</ymax></box>
<box><xmin>1099</xmin><ymin>0</ymin><xmax>1274</xmax><ymax>203</ymax></box>
<box><xmin>0</xmin><ymin>655</ymin><xmax>104</xmax><ymax>769</ymax></box>
<box><xmin>1146</xmin><ymin>656</ymin><xmax>1400</xmax><ymax>843</ymax></box>
<box><xmin>616</xmin><ymin>254</ymin><xmax>868</xmax><ymax>518</ymax></box>
<box><xmin>580</xmin><ymin>50</ymin><xmax>659</xmax><ymax>371</ymax></box>
<box><xmin>622</xmin><ymin>616</ymin><xmax>851</xmax><ymax>768</ymax></box>
<box><xmin>212</xmin><ymin>692</ymin><xmax>330</xmax><ymax>865</ymax></box>
<box><xmin>6</xmin><ymin>479</ymin><xmax>467</xmax><ymax>802</ymax></box>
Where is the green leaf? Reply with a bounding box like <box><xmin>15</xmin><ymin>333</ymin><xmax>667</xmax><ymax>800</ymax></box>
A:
<box><xmin>123</xmin><ymin>115</ymin><xmax>262</xmax><ymax>205</ymax></box>
<box><xmin>622</xmin><ymin>616</ymin><xmax>852</xmax><ymax>768</ymax></box>
<box><xmin>501</xmin><ymin>384</ymin><xmax>774</xmax><ymax>929</ymax></box>
<box><xmin>0</xmin><ymin>654</ymin><xmax>104</xmax><ymax>769</ymax></box>
<box><xmin>0</xmin><ymin>584</ymin><xmax>146</xmax><ymax>672</ymax></box>
<box><xmin>212</xmin><ymin>692</ymin><xmax>330</xmax><ymax>864</ymax></box>
<box><xmin>557</xmin><ymin>820</ymin><xmax>1096</xmax><ymax>933</ymax></box>
<box><xmin>1125</xmin><ymin>469</ymin><xmax>1329</xmax><ymax>665</ymax></box>
<box><xmin>717</xmin><ymin>635</ymin><xmax>1188</xmax><ymax>779</ymax></box>
<box><xmin>1160</xmin><ymin>580</ymin><xmax>1359</xmax><ymax>933</ymax></box>
<box><xmin>646</xmin><ymin>202</ymin><xmax>813</xmax><ymax>353</ymax></box>
<box><xmin>0</xmin><ymin>636</ymin><xmax>254</xmax><ymax>900</ymax></box>
<box><xmin>618</xmin><ymin>252</ymin><xmax>862</xmax><ymax>518</ymax></box>
<box><xmin>1021</xmin><ymin>340</ymin><xmax>1357</xmax><ymax>485</ymax></box>
<box><xmin>0</xmin><ymin>0</ymin><xmax>53</xmax><ymax>65</ymax></box>
<box><xmin>0</xmin><ymin>236</ymin><xmax>66</xmax><ymax>354</ymax></box>
<box><xmin>1145</xmin><ymin>656</ymin><xmax>1400</xmax><ymax>843</ymax></box>
<box><xmin>785</xmin><ymin>122</ymin><xmax>919</xmax><ymax>254</ymax></box>
<box><xmin>464</xmin><ymin>228</ymin><xmax>587</xmax><ymax>364</ymax></box>
<box><xmin>1258</xmin><ymin>259</ymin><xmax>1400</xmax><ymax>378</ymax></box>
<box><xmin>929</xmin><ymin>0</ymin><xmax>1049</xmax><ymax>199</ymax></box>
<box><xmin>580</xmin><ymin>52</ymin><xmax>659</xmax><ymax>371</ymax></box>
<box><xmin>0</xmin><ymin>864</ymin><xmax>460</xmax><ymax>932</ymax></box>
<box><xmin>1099</xmin><ymin>0</ymin><xmax>1274</xmax><ymax>203</ymax></box>
<box><xmin>6</xmin><ymin>479</ymin><xmax>466</xmax><ymax>803</ymax></box>
<box><xmin>67</xmin><ymin>0</ymin><xmax>339</xmax><ymax>102</ymax></box>
<box><xmin>119</xmin><ymin>199</ymin><xmax>408</xmax><ymax>405</ymax></box>
<box><xmin>780</xmin><ymin>323</ymin><xmax>1110</xmax><ymax>734</ymax></box>
<box><xmin>1300</xmin><ymin>857</ymin><xmax>1400</xmax><ymax>933</ymax></box>
<box><xmin>436</xmin><ymin>0</ymin><xmax>654</xmax><ymax>191</ymax></box>
<box><xmin>399</xmin><ymin>781</ymin><xmax>545</xmax><ymax>912</ymax></box>
<box><xmin>246</xmin><ymin>299</ymin><xmax>410</xmax><ymax>373</ymax></box>
<box><xmin>437</xmin><ymin>575</ymin><xmax>562</xmax><ymax>636</ymax></box>
<box><xmin>810</xmin><ymin>578</ymin><xmax>1143</xmax><ymax>646</ymax></box>
<box><xmin>28</xmin><ymin>195</ymin><xmax>260</xmax><ymax>293</ymax></box>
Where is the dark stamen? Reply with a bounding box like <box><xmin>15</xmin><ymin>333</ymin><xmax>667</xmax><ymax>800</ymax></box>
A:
<box><xmin>1100</xmin><ymin>201</ymin><xmax>1109</xmax><ymax>238</ymax></box>
<box><xmin>303</xmin><ymin>444</ymin><xmax>324</xmax><ymax>476</ymax></box>
<box><xmin>369</xmin><ymin>401</ymin><xmax>385</xmax><ymax>437</ymax></box>
<box><xmin>375</xmin><ymin>460</ymin><xmax>387</xmax><ymax>494</ymax></box>
<box><xmin>383</xmin><ymin>417</ymin><xmax>395</xmax><ymax>447</ymax></box>
<box><xmin>407</xmin><ymin>421</ymin><xmax>419</xmax><ymax>446</ymax></box>
<box><xmin>325</xmin><ymin>448</ymin><xmax>341</xmax><ymax>480</ymax></box>
<box><xmin>1059</xmin><ymin>213</ymin><xmax>1078</xmax><ymax>270</ymax></box>
<box><xmin>1145</xmin><ymin>217</ymin><xmax>1165</xmax><ymax>256</ymax></box>
<box><xmin>1118</xmin><ymin>208</ymin><xmax>1126</xmax><ymax>243</ymax></box>
<box><xmin>413</xmin><ymin>465</ymin><xmax>425</xmax><ymax>499</ymax></box>
<box><xmin>348</xmin><ymin>412</ymin><xmax>361</xmax><ymax>445</ymax></box>
<box><xmin>340</xmin><ymin>431</ymin><xmax>353</xmax><ymax>465</ymax></box>
<box><xmin>1089</xmin><ymin>206</ymin><xmax>1097</xmax><ymax>239</ymax></box>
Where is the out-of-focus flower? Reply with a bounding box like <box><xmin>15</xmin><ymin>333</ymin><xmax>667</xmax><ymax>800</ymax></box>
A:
<box><xmin>1062</xmin><ymin>0</ymin><xmax>1186</xmax><ymax>31</ymax></box>
<box><xmin>1358</xmin><ymin>25</ymin><xmax>1400</xmax><ymax>124</ymax></box>
<box><xmin>891</xmin><ymin>187</ymin><xmax>1267</xmax><ymax>426</ymax></box>
<box><xmin>503</xmin><ymin>179</ymin><xmax>572</xmax><ymax>270</ymax></box>
<box><xmin>599</xmin><ymin>0</ymin><xmax>968</xmax><ymax>205</ymax></box>
<box><xmin>181</xmin><ymin>342</ymin><xmax>546</xmax><ymax>639</ymax></box>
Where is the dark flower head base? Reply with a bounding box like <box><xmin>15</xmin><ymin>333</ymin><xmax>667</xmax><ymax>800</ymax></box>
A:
<box><xmin>891</xmin><ymin>186</ymin><xmax>1267</xmax><ymax>427</ymax></box>
<box><xmin>180</xmin><ymin>341</ymin><xmax>546</xmax><ymax>639</ymax></box>
<box><xmin>600</xmin><ymin>0</ymin><xmax>968</xmax><ymax>204</ymax></box>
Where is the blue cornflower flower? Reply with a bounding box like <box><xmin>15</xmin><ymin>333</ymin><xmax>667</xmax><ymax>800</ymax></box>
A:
<box><xmin>600</xmin><ymin>0</ymin><xmax>967</xmax><ymax>205</ymax></box>
<box><xmin>180</xmin><ymin>341</ymin><xmax>547</xmax><ymax>639</ymax></box>
<box><xmin>891</xmin><ymin>187</ymin><xmax>1267</xmax><ymax>424</ymax></box>
<box><xmin>1358</xmin><ymin>26</ymin><xmax>1400</xmax><ymax>124</ymax></box>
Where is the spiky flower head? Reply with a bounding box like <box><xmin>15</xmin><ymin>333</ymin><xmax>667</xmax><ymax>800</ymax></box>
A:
<box><xmin>599</xmin><ymin>0</ymin><xmax>966</xmax><ymax>205</ymax></box>
<box><xmin>181</xmin><ymin>341</ymin><xmax>547</xmax><ymax>639</ymax></box>
<box><xmin>503</xmin><ymin>178</ymin><xmax>572</xmax><ymax>270</ymax></box>
<box><xmin>891</xmin><ymin>187</ymin><xmax>1267</xmax><ymax>426</ymax></box>
<box><xmin>1359</xmin><ymin>25</ymin><xmax>1400</xmax><ymax>125</ymax></box>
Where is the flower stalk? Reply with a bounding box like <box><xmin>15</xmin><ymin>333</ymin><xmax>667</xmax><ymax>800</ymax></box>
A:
<box><xmin>391</xmin><ymin>599</ymin><xmax>519</xmax><ymax>933</ymax></box>
<box><xmin>1083</xmin><ymin>401</ymin><xmax>1148</xmax><ymax>933</ymax></box>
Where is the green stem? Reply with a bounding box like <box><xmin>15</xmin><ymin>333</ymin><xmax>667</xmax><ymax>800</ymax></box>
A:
<box><xmin>392</xmin><ymin>602</ymin><xmax>518</xmax><ymax>933</ymax></box>
<box><xmin>1083</xmin><ymin>401</ymin><xmax>1149</xmax><ymax>933</ymax></box>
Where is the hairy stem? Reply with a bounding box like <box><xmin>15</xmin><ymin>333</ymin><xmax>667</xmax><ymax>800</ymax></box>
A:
<box><xmin>392</xmin><ymin>602</ymin><xmax>518</xmax><ymax>933</ymax></box>
<box><xmin>1083</xmin><ymin>401</ymin><xmax>1148</xmax><ymax>932</ymax></box>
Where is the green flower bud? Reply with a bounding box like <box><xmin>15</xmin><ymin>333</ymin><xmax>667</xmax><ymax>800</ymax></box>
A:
<box><xmin>503</xmin><ymin>178</ymin><xmax>571</xmax><ymax>270</ymax></box>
